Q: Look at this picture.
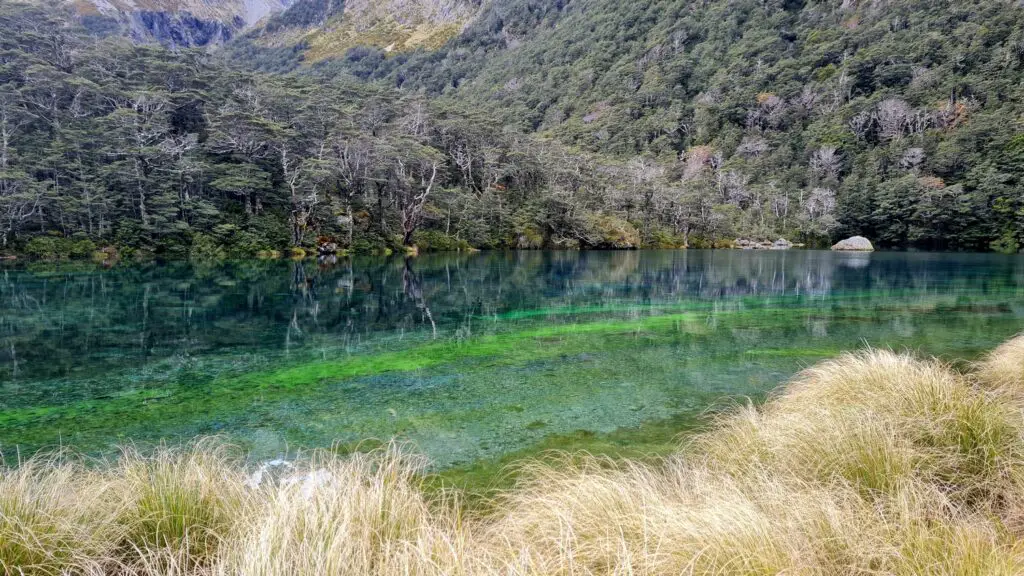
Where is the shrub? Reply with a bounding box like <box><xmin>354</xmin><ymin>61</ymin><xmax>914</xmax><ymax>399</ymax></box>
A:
<box><xmin>585</xmin><ymin>215</ymin><xmax>641</xmax><ymax>249</ymax></box>
<box><xmin>411</xmin><ymin>230</ymin><xmax>473</xmax><ymax>252</ymax></box>
<box><xmin>509</xmin><ymin>224</ymin><xmax>544</xmax><ymax>249</ymax></box>
<box><xmin>24</xmin><ymin>236</ymin><xmax>97</xmax><ymax>260</ymax></box>
<box><xmin>646</xmin><ymin>227</ymin><xmax>687</xmax><ymax>249</ymax></box>
<box><xmin>189</xmin><ymin>233</ymin><xmax>227</xmax><ymax>262</ymax></box>
<box><xmin>350</xmin><ymin>238</ymin><xmax>395</xmax><ymax>255</ymax></box>
<box><xmin>990</xmin><ymin>232</ymin><xmax>1021</xmax><ymax>255</ymax></box>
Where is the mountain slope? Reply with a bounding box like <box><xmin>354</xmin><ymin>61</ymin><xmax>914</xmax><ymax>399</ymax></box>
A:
<box><xmin>2</xmin><ymin>0</ymin><xmax>1024</xmax><ymax>256</ymax></box>
<box><xmin>313</xmin><ymin>0</ymin><xmax>1024</xmax><ymax>250</ymax></box>
<box><xmin>69</xmin><ymin>0</ymin><xmax>293</xmax><ymax>46</ymax></box>
<box><xmin>226</xmin><ymin>0</ymin><xmax>477</xmax><ymax>70</ymax></box>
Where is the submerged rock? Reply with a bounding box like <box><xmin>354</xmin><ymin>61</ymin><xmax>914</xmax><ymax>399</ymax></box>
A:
<box><xmin>246</xmin><ymin>461</ymin><xmax>336</xmax><ymax>499</ymax></box>
<box><xmin>831</xmin><ymin>236</ymin><xmax>875</xmax><ymax>252</ymax></box>
<box><xmin>245</xmin><ymin>459</ymin><xmax>295</xmax><ymax>489</ymax></box>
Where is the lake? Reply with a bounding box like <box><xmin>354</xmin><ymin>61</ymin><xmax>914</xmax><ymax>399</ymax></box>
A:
<box><xmin>2</xmin><ymin>250</ymin><xmax>1023</xmax><ymax>467</ymax></box>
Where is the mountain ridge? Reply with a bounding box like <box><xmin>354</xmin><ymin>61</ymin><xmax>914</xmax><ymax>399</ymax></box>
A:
<box><xmin>66</xmin><ymin>0</ymin><xmax>293</xmax><ymax>46</ymax></box>
<box><xmin>232</xmin><ymin>0</ymin><xmax>478</xmax><ymax>65</ymax></box>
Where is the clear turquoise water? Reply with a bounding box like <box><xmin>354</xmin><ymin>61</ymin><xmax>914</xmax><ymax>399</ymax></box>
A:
<box><xmin>2</xmin><ymin>250</ymin><xmax>1023</xmax><ymax>467</ymax></box>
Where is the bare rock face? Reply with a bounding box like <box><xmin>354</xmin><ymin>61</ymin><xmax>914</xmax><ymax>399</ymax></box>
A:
<box><xmin>831</xmin><ymin>236</ymin><xmax>875</xmax><ymax>252</ymax></box>
<box><xmin>72</xmin><ymin>0</ymin><xmax>293</xmax><ymax>47</ymax></box>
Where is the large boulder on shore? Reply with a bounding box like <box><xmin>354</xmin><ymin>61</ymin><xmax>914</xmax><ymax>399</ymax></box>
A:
<box><xmin>831</xmin><ymin>236</ymin><xmax>875</xmax><ymax>252</ymax></box>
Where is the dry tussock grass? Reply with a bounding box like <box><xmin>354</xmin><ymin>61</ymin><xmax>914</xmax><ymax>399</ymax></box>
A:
<box><xmin>3</xmin><ymin>335</ymin><xmax>1024</xmax><ymax>575</ymax></box>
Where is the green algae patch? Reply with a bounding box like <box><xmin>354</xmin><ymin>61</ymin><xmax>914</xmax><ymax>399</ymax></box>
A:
<box><xmin>4</xmin><ymin>297</ymin><xmax>1024</xmax><ymax>461</ymax></box>
<box><xmin>4</xmin><ymin>266</ymin><xmax>1024</xmax><ymax>465</ymax></box>
<box><xmin>743</xmin><ymin>348</ymin><xmax>841</xmax><ymax>358</ymax></box>
<box><xmin>2</xmin><ymin>314</ymin><xmax>700</xmax><ymax>414</ymax></box>
<box><xmin>0</xmin><ymin>313</ymin><xmax>711</xmax><ymax>454</ymax></box>
<box><xmin>424</xmin><ymin>412</ymin><xmax>707</xmax><ymax>511</ymax></box>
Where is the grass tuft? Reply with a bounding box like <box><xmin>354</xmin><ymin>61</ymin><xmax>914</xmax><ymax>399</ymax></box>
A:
<box><xmin>215</xmin><ymin>445</ymin><xmax>467</xmax><ymax>576</ymax></box>
<box><xmin>0</xmin><ymin>455</ymin><xmax>118</xmax><ymax>575</ymax></box>
<box><xmin>696</xmin><ymin>350</ymin><xmax>1024</xmax><ymax>500</ymax></box>
<box><xmin>115</xmin><ymin>439</ymin><xmax>250</xmax><ymax>572</ymax></box>
<box><xmin>976</xmin><ymin>333</ymin><xmax>1024</xmax><ymax>394</ymax></box>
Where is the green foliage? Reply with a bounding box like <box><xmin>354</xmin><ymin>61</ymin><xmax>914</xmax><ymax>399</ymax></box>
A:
<box><xmin>189</xmin><ymin>233</ymin><xmax>227</xmax><ymax>262</ymax></box>
<box><xmin>510</xmin><ymin>221</ymin><xmax>545</xmax><ymax>250</ymax></box>
<box><xmin>315</xmin><ymin>0</ymin><xmax>1024</xmax><ymax>251</ymax></box>
<box><xmin>990</xmin><ymin>232</ymin><xmax>1020</xmax><ymax>255</ymax></box>
<box><xmin>350</xmin><ymin>238</ymin><xmax>392</xmax><ymax>255</ymax></box>
<box><xmin>586</xmin><ymin>215</ymin><xmax>641</xmax><ymax>249</ymax></box>
<box><xmin>411</xmin><ymin>230</ymin><xmax>473</xmax><ymax>252</ymax></box>
<box><xmin>24</xmin><ymin>236</ymin><xmax>96</xmax><ymax>260</ymax></box>
<box><xmin>647</xmin><ymin>227</ymin><xmax>687</xmax><ymax>249</ymax></box>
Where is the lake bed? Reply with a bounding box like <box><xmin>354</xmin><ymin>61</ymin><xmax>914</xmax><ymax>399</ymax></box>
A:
<box><xmin>2</xmin><ymin>250</ymin><xmax>1023</xmax><ymax>468</ymax></box>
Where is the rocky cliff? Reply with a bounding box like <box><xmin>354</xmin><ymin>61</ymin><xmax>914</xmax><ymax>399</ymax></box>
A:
<box><xmin>237</xmin><ymin>0</ymin><xmax>477</xmax><ymax>65</ymax></box>
<box><xmin>71</xmin><ymin>0</ymin><xmax>293</xmax><ymax>46</ymax></box>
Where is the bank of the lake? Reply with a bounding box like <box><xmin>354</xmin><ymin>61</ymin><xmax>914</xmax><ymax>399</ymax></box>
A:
<box><xmin>4</xmin><ymin>336</ymin><xmax>1024</xmax><ymax>575</ymax></box>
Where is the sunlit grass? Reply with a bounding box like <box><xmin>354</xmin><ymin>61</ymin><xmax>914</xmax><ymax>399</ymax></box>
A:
<box><xmin>114</xmin><ymin>440</ymin><xmax>251</xmax><ymax>572</ymax></box>
<box><xmin>696</xmin><ymin>348</ymin><xmax>1024</xmax><ymax>500</ymax></box>
<box><xmin>976</xmin><ymin>334</ymin><xmax>1024</xmax><ymax>394</ymax></box>
<box><xmin>0</xmin><ymin>454</ymin><xmax>119</xmax><ymax>575</ymax></box>
<box><xmin>2</xmin><ymin>335</ymin><xmax>1024</xmax><ymax>574</ymax></box>
<box><xmin>216</xmin><ymin>448</ymin><xmax>467</xmax><ymax>576</ymax></box>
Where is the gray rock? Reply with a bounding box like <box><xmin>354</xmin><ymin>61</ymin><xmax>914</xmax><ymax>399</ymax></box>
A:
<box><xmin>831</xmin><ymin>236</ymin><xmax>875</xmax><ymax>252</ymax></box>
<box><xmin>771</xmin><ymin>238</ymin><xmax>793</xmax><ymax>250</ymax></box>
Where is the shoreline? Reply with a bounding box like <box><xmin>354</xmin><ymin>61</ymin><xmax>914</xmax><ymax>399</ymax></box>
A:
<box><xmin>3</xmin><ymin>336</ymin><xmax>1024</xmax><ymax>574</ymax></box>
<box><xmin>4</xmin><ymin>245</ymin><xmax>1024</xmax><ymax>267</ymax></box>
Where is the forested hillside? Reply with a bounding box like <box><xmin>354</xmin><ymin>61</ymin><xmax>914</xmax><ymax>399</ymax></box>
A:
<box><xmin>327</xmin><ymin>0</ymin><xmax>1024</xmax><ymax>252</ymax></box>
<box><xmin>2</xmin><ymin>0</ymin><xmax>1024</xmax><ymax>259</ymax></box>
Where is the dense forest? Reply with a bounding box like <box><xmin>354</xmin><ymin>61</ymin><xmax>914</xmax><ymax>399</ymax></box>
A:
<box><xmin>2</xmin><ymin>0</ymin><xmax>1024</xmax><ymax>259</ymax></box>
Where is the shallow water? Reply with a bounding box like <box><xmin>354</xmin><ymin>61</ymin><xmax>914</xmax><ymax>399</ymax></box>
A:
<box><xmin>2</xmin><ymin>250</ymin><xmax>1023</xmax><ymax>467</ymax></box>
